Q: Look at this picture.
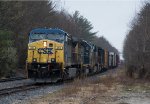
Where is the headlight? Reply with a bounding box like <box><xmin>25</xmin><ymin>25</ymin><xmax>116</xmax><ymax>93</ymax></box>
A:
<box><xmin>32</xmin><ymin>58</ymin><xmax>37</xmax><ymax>62</ymax></box>
<box><xmin>59</xmin><ymin>47</ymin><xmax>63</xmax><ymax>49</ymax></box>
<box><xmin>51</xmin><ymin>58</ymin><xmax>56</xmax><ymax>63</ymax></box>
<box><xmin>43</xmin><ymin>41</ymin><xmax>47</xmax><ymax>47</ymax></box>
<box><xmin>29</xmin><ymin>46</ymin><xmax>36</xmax><ymax>50</ymax></box>
<box><xmin>48</xmin><ymin>60</ymin><xmax>51</xmax><ymax>63</ymax></box>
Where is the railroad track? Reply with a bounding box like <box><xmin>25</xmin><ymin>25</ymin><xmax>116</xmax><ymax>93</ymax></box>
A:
<box><xmin>0</xmin><ymin>77</ymin><xmax>26</xmax><ymax>83</ymax></box>
<box><xmin>0</xmin><ymin>68</ymin><xmax>115</xmax><ymax>97</ymax></box>
<box><xmin>0</xmin><ymin>84</ymin><xmax>40</xmax><ymax>97</ymax></box>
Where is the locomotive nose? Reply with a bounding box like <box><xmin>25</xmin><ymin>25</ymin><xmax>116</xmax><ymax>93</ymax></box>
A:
<box><xmin>28</xmin><ymin>40</ymin><xmax>64</xmax><ymax>64</ymax></box>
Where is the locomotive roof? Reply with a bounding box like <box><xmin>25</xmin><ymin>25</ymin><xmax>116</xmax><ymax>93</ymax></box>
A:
<box><xmin>30</xmin><ymin>28</ymin><xmax>68</xmax><ymax>36</ymax></box>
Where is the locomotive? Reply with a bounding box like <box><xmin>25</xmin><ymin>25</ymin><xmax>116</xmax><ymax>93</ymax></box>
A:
<box><xmin>26</xmin><ymin>28</ymin><xmax>119</xmax><ymax>82</ymax></box>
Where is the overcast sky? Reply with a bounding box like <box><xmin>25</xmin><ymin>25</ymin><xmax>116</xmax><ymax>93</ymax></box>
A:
<box><xmin>54</xmin><ymin>0</ymin><xmax>145</xmax><ymax>54</ymax></box>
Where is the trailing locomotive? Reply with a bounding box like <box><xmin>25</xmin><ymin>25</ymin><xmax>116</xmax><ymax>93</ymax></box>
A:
<box><xmin>26</xmin><ymin>28</ymin><xmax>119</xmax><ymax>82</ymax></box>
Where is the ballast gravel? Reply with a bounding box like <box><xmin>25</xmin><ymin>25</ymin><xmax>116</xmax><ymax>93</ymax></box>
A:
<box><xmin>0</xmin><ymin>84</ymin><xmax>64</xmax><ymax>104</ymax></box>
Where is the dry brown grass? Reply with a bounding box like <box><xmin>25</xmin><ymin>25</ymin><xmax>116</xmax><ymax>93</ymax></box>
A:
<box><xmin>28</xmin><ymin>67</ymin><xmax>150</xmax><ymax>104</ymax></box>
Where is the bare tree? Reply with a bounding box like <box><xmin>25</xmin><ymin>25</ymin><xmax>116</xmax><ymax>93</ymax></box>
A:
<box><xmin>123</xmin><ymin>2</ymin><xmax>150</xmax><ymax>79</ymax></box>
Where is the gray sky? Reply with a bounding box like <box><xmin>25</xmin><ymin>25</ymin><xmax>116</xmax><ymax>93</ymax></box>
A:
<box><xmin>55</xmin><ymin>0</ymin><xmax>145</xmax><ymax>54</ymax></box>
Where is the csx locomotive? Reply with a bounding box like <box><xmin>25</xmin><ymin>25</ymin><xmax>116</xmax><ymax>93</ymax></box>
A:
<box><xmin>26</xmin><ymin>28</ymin><xmax>119</xmax><ymax>82</ymax></box>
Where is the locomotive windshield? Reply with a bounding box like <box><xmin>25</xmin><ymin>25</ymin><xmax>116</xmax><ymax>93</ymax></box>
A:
<box><xmin>29</xmin><ymin>33</ymin><xmax>65</xmax><ymax>43</ymax></box>
<box><xmin>30</xmin><ymin>33</ymin><xmax>46</xmax><ymax>40</ymax></box>
<box><xmin>47</xmin><ymin>33</ymin><xmax>64</xmax><ymax>43</ymax></box>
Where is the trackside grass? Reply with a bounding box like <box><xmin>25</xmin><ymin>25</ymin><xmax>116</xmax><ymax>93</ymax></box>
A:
<box><xmin>27</xmin><ymin>67</ymin><xmax>150</xmax><ymax>104</ymax></box>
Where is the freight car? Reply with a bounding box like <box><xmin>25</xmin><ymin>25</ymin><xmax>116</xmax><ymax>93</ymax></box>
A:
<box><xmin>108</xmin><ymin>52</ymin><xmax>119</xmax><ymax>68</ymax></box>
<box><xmin>26</xmin><ymin>28</ymin><xmax>119</xmax><ymax>82</ymax></box>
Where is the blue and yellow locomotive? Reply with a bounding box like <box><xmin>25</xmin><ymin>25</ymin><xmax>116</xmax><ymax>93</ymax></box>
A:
<box><xmin>26</xmin><ymin>28</ymin><xmax>119</xmax><ymax>82</ymax></box>
<box><xmin>26</xmin><ymin>28</ymin><xmax>69</xmax><ymax>82</ymax></box>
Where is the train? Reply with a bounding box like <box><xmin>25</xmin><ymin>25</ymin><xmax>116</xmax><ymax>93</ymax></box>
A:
<box><xmin>26</xmin><ymin>28</ymin><xmax>119</xmax><ymax>82</ymax></box>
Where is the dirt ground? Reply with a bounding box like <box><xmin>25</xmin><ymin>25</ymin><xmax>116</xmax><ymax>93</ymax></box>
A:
<box><xmin>28</xmin><ymin>67</ymin><xmax>150</xmax><ymax>104</ymax></box>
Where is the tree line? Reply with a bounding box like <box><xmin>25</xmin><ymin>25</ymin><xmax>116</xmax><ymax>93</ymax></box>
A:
<box><xmin>123</xmin><ymin>1</ymin><xmax>150</xmax><ymax>79</ymax></box>
<box><xmin>0</xmin><ymin>1</ymin><xmax>118</xmax><ymax>78</ymax></box>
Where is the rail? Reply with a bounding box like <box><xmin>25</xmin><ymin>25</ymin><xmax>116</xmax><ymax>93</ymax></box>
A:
<box><xmin>0</xmin><ymin>77</ymin><xmax>26</xmax><ymax>83</ymax></box>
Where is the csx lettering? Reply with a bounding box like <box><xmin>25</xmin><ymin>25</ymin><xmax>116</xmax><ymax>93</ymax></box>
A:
<box><xmin>38</xmin><ymin>48</ymin><xmax>53</xmax><ymax>54</ymax></box>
